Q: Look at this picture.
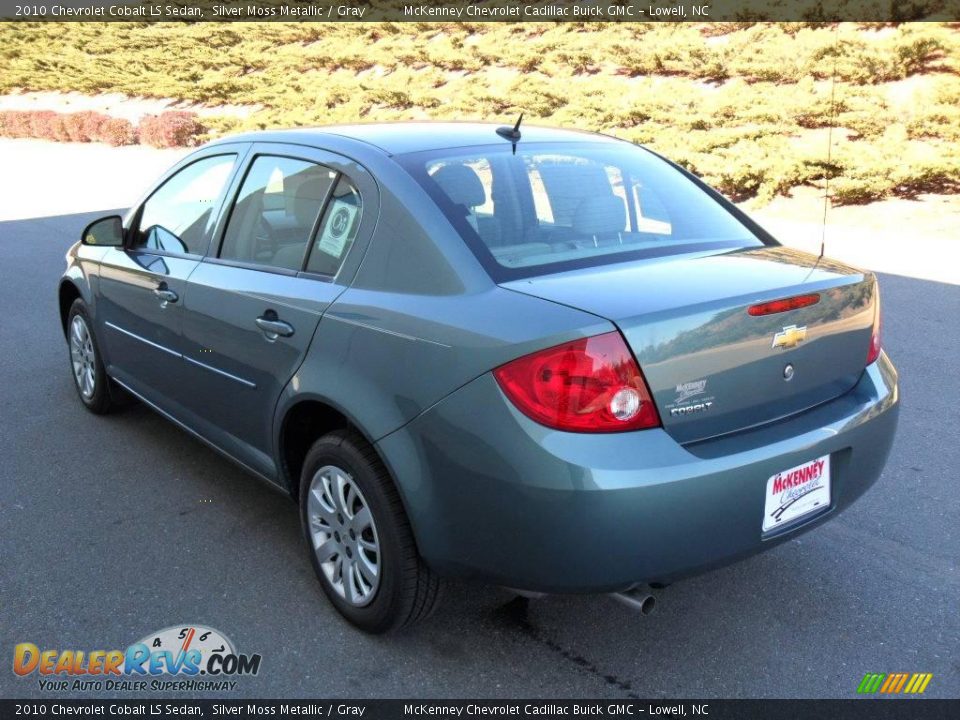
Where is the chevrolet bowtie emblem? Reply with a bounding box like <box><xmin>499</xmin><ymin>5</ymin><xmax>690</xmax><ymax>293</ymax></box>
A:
<box><xmin>772</xmin><ymin>324</ymin><xmax>807</xmax><ymax>350</ymax></box>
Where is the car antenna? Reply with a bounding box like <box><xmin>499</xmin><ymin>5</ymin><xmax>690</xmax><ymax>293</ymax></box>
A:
<box><xmin>496</xmin><ymin>113</ymin><xmax>523</xmax><ymax>154</ymax></box>
<box><xmin>820</xmin><ymin>25</ymin><xmax>840</xmax><ymax>261</ymax></box>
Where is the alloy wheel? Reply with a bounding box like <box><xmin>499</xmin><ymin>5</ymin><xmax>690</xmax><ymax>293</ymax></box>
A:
<box><xmin>307</xmin><ymin>464</ymin><xmax>381</xmax><ymax>607</ymax></box>
<box><xmin>70</xmin><ymin>315</ymin><xmax>96</xmax><ymax>399</ymax></box>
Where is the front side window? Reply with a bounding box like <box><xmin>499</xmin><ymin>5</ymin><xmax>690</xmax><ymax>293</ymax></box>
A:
<box><xmin>219</xmin><ymin>156</ymin><xmax>337</xmax><ymax>272</ymax></box>
<box><xmin>134</xmin><ymin>154</ymin><xmax>236</xmax><ymax>255</ymax></box>
<box><xmin>398</xmin><ymin>143</ymin><xmax>764</xmax><ymax>280</ymax></box>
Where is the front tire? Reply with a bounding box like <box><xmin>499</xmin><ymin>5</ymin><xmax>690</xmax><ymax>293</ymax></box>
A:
<box><xmin>66</xmin><ymin>299</ymin><xmax>113</xmax><ymax>415</ymax></box>
<box><xmin>299</xmin><ymin>429</ymin><xmax>440</xmax><ymax>633</ymax></box>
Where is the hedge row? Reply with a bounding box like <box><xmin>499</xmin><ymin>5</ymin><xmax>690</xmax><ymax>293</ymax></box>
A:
<box><xmin>1</xmin><ymin>22</ymin><xmax>957</xmax><ymax>204</ymax></box>
<box><xmin>0</xmin><ymin>109</ymin><xmax>205</xmax><ymax>148</ymax></box>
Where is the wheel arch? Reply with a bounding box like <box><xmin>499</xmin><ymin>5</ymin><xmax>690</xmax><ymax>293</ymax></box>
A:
<box><xmin>276</xmin><ymin>394</ymin><xmax>436</xmax><ymax>584</ymax></box>
<box><xmin>277</xmin><ymin>396</ymin><xmax>387</xmax><ymax>502</ymax></box>
<box><xmin>58</xmin><ymin>279</ymin><xmax>84</xmax><ymax>338</ymax></box>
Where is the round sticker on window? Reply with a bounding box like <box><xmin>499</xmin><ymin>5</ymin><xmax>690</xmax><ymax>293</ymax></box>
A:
<box><xmin>330</xmin><ymin>207</ymin><xmax>351</xmax><ymax>238</ymax></box>
<box><xmin>317</xmin><ymin>201</ymin><xmax>357</xmax><ymax>258</ymax></box>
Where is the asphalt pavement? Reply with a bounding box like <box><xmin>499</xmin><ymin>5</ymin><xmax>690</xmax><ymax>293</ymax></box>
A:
<box><xmin>1</xmin><ymin>209</ymin><xmax>957</xmax><ymax>699</ymax></box>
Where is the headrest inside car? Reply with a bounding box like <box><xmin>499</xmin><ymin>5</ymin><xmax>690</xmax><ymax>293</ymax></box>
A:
<box><xmin>431</xmin><ymin>164</ymin><xmax>486</xmax><ymax>209</ymax></box>
<box><xmin>293</xmin><ymin>177</ymin><xmax>330</xmax><ymax>228</ymax></box>
<box><xmin>573</xmin><ymin>194</ymin><xmax>627</xmax><ymax>237</ymax></box>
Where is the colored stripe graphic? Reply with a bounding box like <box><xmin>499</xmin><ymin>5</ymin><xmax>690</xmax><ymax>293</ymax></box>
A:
<box><xmin>857</xmin><ymin>672</ymin><xmax>932</xmax><ymax>694</ymax></box>
<box><xmin>880</xmin><ymin>674</ymin><xmax>897</xmax><ymax>693</ymax></box>
<box><xmin>890</xmin><ymin>674</ymin><xmax>907</xmax><ymax>693</ymax></box>
<box><xmin>909</xmin><ymin>673</ymin><xmax>933</xmax><ymax>694</ymax></box>
<box><xmin>857</xmin><ymin>673</ymin><xmax>885</xmax><ymax>693</ymax></box>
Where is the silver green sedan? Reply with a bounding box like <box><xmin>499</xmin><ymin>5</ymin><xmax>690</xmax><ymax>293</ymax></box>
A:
<box><xmin>59</xmin><ymin>123</ymin><xmax>899</xmax><ymax>632</ymax></box>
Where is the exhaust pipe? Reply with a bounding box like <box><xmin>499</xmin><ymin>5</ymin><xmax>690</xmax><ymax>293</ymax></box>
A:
<box><xmin>610</xmin><ymin>587</ymin><xmax>657</xmax><ymax>615</ymax></box>
<box><xmin>502</xmin><ymin>587</ymin><xmax>547</xmax><ymax>599</ymax></box>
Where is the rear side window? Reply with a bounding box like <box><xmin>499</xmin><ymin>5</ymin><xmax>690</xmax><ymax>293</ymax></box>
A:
<box><xmin>398</xmin><ymin>143</ymin><xmax>763</xmax><ymax>281</ymax></box>
<box><xmin>305</xmin><ymin>177</ymin><xmax>363</xmax><ymax>276</ymax></box>
<box><xmin>134</xmin><ymin>154</ymin><xmax>236</xmax><ymax>256</ymax></box>
<box><xmin>219</xmin><ymin>156</ymin><xmax>336</xmax><ymax>272</ymax></box>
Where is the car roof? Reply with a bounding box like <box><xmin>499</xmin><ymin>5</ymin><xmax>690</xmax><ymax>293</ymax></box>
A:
<box><xmin>211</xmin><ymin>122</ymin><xmax>622</xmax><ymax>156</ymax></box>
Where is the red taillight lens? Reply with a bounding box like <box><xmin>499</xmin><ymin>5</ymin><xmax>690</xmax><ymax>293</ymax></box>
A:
<box><xmin>867</xmin><ymin>289</ymin><xmax>882</xmax><ymax>365</ymax></box>
<box><xmin>748</xmin><ymin>293</ymin><xmax>820</xmax><ymax>316</ymax></box>
<box><xmin>493</xmin><ymin>332</ymin><xmax>660</xmax><ymax>433</ymax></box>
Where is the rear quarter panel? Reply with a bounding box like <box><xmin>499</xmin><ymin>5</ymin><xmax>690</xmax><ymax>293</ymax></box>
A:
<box><xmin>281</xmin><ymin>285</ymin><xmax>612</xmax><ymax>446</ymax></box>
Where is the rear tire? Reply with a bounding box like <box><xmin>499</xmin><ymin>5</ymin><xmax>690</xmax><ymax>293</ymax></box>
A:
<box><xmin>66</xmin><ymin>299</ymin><xmax>113</xmax><ymax>415</ymax></box>
<box><xmin>299</xmin><ymin>429</ymin><xmax>441</xmax><ymax>633</ymax></box>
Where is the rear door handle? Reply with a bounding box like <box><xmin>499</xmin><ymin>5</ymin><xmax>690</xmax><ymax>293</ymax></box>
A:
<box><xmin>153</xmin><ymin>285</ymin><xmax>178</xmax><ymax>304</ymax></box>
<box><xmin>256</xmin><ymin>315</ymin><xmax>294</xmax><ymax>339</ymax></box>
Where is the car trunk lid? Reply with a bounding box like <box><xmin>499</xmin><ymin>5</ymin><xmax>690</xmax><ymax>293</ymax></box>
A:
<box><xmin>501</xmin><ymin>246</ymin><xmax>876</xmax><ymax>444</ymax></box>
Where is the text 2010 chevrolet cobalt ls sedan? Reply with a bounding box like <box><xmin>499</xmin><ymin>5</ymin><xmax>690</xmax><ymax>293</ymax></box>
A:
<box><xmin>59</xmin><ymin>123</ymin><xmax>899</xmax><ymax>632</ymax></box>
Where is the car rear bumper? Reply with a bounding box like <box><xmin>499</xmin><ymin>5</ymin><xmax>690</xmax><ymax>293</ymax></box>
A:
<box><xmin>376</xmin><ymin>351</ymin><xmax>899</xmax><ymax>593</ymax></box>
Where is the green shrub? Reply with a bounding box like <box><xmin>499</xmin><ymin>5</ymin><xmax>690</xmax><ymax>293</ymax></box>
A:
<box><xmin>0</xmin><ymin>21</ymin><xmax>957</xmax><ymax>205</ymax></box>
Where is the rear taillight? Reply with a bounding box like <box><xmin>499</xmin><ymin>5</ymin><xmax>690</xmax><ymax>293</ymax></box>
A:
<box><xmin>493</xmin><ymin>332</ymin><xmax>660</xmax><ymax>433</ymax></box>
<box><xmin>867</xmin><ymin>287</ymin><xmax>882</xmax><ymax>365</ymax></box>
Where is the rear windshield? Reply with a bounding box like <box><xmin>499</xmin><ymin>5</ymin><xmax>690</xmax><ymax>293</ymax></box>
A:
<box><xmin>397</xmin><ymin>142</ymin><xmax>766</xmax><ymax>281</ymax></box>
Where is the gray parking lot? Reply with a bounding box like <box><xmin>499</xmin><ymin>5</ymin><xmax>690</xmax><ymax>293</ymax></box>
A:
<box><xmin>1</xmin><ymin>209</ymin><xmax>957</xmax><ymax>699</ymax></box>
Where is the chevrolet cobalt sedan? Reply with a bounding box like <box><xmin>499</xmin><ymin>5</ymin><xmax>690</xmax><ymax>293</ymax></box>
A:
<box><xmin>59</xmin><ymin>123</ymin><xmax>899</xmax><ymax>632</ymax></box>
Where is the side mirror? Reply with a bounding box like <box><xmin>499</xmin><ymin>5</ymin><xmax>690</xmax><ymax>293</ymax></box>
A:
<box><xmin>81</xmin><ymin>215</ymin><xmax>124</xmax><ymax>247</ymax></box>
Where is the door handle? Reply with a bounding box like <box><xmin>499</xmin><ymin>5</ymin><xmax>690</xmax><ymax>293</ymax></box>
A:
<box><xmin>256</xmin><ymin>315</ymin><xmax>294</xmax><ymax>339</ymax></box>
<box><xmin>153</xmin><ymin>285</ymin><xmax>178</xmax><ymax>304</ymax></box>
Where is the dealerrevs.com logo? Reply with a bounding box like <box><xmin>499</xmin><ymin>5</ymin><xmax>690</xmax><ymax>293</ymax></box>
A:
<box><xmin>13</xmin><ymin>625</ymin><xmax>261</xmax><ymax>692</ymax></box>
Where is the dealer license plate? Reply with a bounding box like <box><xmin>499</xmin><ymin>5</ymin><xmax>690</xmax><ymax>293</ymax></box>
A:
<box><xmin>762</xmin><ymin>454</ymin><xmax>831</xmax><ymax>532</ymax></box>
